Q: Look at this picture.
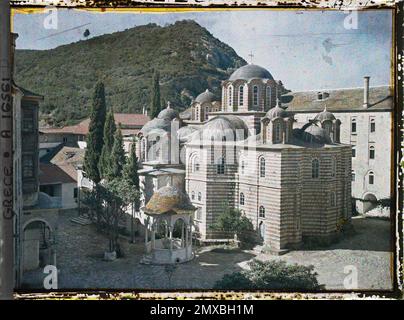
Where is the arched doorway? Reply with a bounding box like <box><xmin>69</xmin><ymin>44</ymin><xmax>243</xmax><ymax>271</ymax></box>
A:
<box><xmin>363</xmin><ymin>193</ymin><xmax>378</xmax><ymax>213</ymax></box>
<box><xmin>259</xmin><ymin>221</ymin><xmax>265</xmax><ymax>241</ymax></box>
<box><xmin>22</xmin><ymin>220</ymin><xmax>53</xmax><ymax>271</ymax></box>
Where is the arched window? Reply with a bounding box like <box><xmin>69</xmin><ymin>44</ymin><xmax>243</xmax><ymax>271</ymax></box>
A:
<box><xmin>228</xmin><ymin>86</ymin><xmax>233</xmax><ymax>107</ymax></box>
<box><xmin>351</xmin><ymin>170</ymin><xmax>355</xmax><ymax>182</ymax></box>
<box><xmin>351</xmin><ymin>118</ymin><xmax>357</xmax><ymax>134</ymax></box>
<box><xmin>253</xmin><ymin>85</ymin><xmax>259</xmax><ymax>106</ymax></box>
<box><xmin>205</xmin><ymin>106</ymin><xmax>209</xmax><ymax>120</ymax></box>
<box><xmin>368</xmin><ymin>171</ymin><xmax>374</xmax><ymax>185</ymax></box>
<box><xmin>323</xmin><ymin>121</ymin><xmax>332</xmax><ymax>136</ymax></box>
<box><xmin>369</xmin><ymin>146</ymin><xmax>375</xmax><ymax>160</ymax></box>
<box><xmin>259</xmin><ymin>206</ymin><xmax>265</xmax><ymax>218</ymax></box>
<box><xmin>210</xmin><ymin>136</ymin><xmax>215</xmax><ymax>165</ymax></box>
<box><xmin>239</xmin><ymin>85</ymin><xmax>244</xmax><ymax>106</ymax></box>
<box><xmin>217</xmin><ymin>157</ymin><xmax>225</xmax><ymax>174</ymax></box>
<box><xmin>191</xmin><ymin>191</ymin><xmax>195</xmax><ymax>200</ymax></box>
<box><xmin>259</xmin><ymin>157</ymin><xmax>265</xmax><ymax>177</ymax></box>
<box><xmin>141</xmin><ymin>138</ymin><xmax>146</xmax><ymax>161</ymax></box>
<box><xmin>198</xmin><ymin>192</ymin><xmax>202</xmax><ymax>201</ymax></box>
<box><xmin>312</xmin><ymin>159</ymin><xmax>320</xmax><ymax>179</ymax></box>
<box><xmin>193</xmin><ymin>158</ymin><xmax>200</xmax><ymax>172</ymax></box>
<box><xmin>240</xmin><ymin>192</ymin><xmax>245</xmax><ymax>206</ymax></box>
<box><xmin>195</xmin><ymin>106</ymin><xmax>200</xmax><ymax>121</ymax></box>
<box><xmin>370</xmin><ymin>118</ymin><xmax>376</xmax><ymax>133</ymax></box>
<box><xmin>241</xmin><ymin>160</ymin><xmax>245</xmax><ymax>175</ymax></box>
<box><xmin>330</xmin><ymin>192</ymin><xmax>336</xmax><ymax>207</ymax></box>
<box><xmin>273</xmin><ymin>121</ymin><xmax>282</xmax><ymax>143</ymax></box>
<box><xmin>331</xmin><ymin>157</ymin><xmax>336</xmax><ymax>177</ymax></box>
<box><xmin>266</xmin><ymin>86</ymin><xmax>272</xmax><ymax>107</ymax></box>
<box><xmin>352</xmin><ymin>146</ymin><xmax>356</xmax><ymax>158</ymax></box>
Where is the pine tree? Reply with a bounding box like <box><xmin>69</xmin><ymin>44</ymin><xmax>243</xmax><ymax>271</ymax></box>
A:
<box><xmin>108</xmin><ymin>126</ymin><xmax>126</xmax><ymax>180</ymax></box>
<box><xmin>99</xmin><ymin>109</ymin><xmax>117</xmax><ymax>179</ymax></box>
<box><xmin>84</xmin><ymin>81</ymin><xmax>107</xmax><ymax>184</ymax></box>
<box><xmin>150</xmin><ymin>70</ymin><xmax>161</xmax><ymax>119</ymax></box>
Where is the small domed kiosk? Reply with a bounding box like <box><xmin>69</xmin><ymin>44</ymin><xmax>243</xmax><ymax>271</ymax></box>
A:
<box><xmin>141</xmin><ymin>185</ymin><xmax>196</xmax><ymax>265</ymax></box>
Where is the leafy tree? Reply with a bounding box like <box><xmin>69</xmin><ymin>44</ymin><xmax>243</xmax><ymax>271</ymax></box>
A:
<box><xmin>107</xmin><ymin>126</ymin><xmax>126</xmax><ymax>180</ymax></box>
<box><xmin>99</xmin><ymin>109</ymin><xmax>117</xmax><ymax>179</ymax></box>
<box><xmin>83</xmin><ymin>81</ymin><xmax>107</xmax><ymax>184</ymax></box>
<box><xmin>123</xmin><ymin>137</ymin><xmax>140</xmax><ymax>209</ymax></box>
<box><xmin>214</xmin><ymin>260</ymin><xmax>320</xmax><ymax>290</ymax></box>
<box><xmin>150</xmin><ymin>70</ymin><xmax>161</xmax><ymax>119</ymax></box>
<box><xmin>211</xmin><ymin>204</ymin><xmax>255</xmax><ymax>245</ymax></box>
<box><xmin>98</xmin><ymin>179</ymin><xmax>139</xmax><ymax>255</ymax></box>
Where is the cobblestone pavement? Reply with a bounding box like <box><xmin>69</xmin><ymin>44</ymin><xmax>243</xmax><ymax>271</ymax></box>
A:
<box><xmin>25</xmin><ymin>212</ymin><xmax>392</xmax><ymax>290</ymax></box>
<box><xmin>255</xmin><ymin>216</ymin><xmax>393</xmax><ymax>290</ymax></box>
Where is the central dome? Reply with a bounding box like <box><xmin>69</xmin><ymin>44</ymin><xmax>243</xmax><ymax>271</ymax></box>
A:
<box><xmin>229</xmin><ymin>64</ymin><xmax>274</xmax><ymax>81</ymax></box>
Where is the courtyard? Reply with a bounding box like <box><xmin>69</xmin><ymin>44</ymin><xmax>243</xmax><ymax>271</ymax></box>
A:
<box><xmin>22</xmin><ymin>211</ymin><xmax>393</xmax><ymax>291</ymax></box>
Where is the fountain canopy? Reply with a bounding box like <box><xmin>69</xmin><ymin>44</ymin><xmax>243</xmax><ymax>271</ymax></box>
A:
<box><xmin>141</xmin><ymin>185</ymin><xmax>196</xmax><ymax>265</ymax></box>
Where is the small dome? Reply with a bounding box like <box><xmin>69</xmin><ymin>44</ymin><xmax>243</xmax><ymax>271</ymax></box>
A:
<box><xmin>143</xmin><ymin>185</ymin><xmax>196</xmax><ymax>215</ymax></box>
<box><xmin>229</xmin><ymin>64</ymin><xmax>274</xmax><ymax>81</ymax></box>
<box><xmin>192</xmin><ymin>115</ymin><xmax>249</xmax><ymax>142</ymax></box>
<box><xmin>140</xmin><ymin>118</ymin><xmax>171</xmax><ymax>135</ymax></box>
<box><xmin>195</xmin><ymin>89</ymin><xmax>215</xmax><ymax>104</ymax></box>
<box><xmin>265</xmin><ymin>99</ymin><xmax>288</xmax><ymax>120</ymax></box>
<box><xmin>177</xmin><ymin>126</ymin><xmax>198</xmax><ymax>143</ymax></box>
<box><xmin>314</xmin><ymin>106</ymin><xmax>336</xmax><ymax>122</ymax></box>
<box><xmin>302</xmin><ymin>124</ymin><xmax>331</xmax><ymax>144</ymax></box>
<box><xmin>157</xmin><ymin>102</ymin><xmax>179</xmax><ymax>120</ymax></box>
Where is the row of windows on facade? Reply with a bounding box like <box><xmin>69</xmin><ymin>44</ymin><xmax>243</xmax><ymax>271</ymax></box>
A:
<box><xmin>239</xmin><ymin>191</ymin><xmax>337</xmax><ymax>211</ymax></box>
<box><xmin>351</xmin><ymin>170</ymin><xmax>375</xmax><ymax>184</ymax></box>
<box><xmin>351</xmin><ymin>118</ymin><xmax>376</xmax><ymax>134</ymax></box>
<box><xmin>352</xmin><ymin>145</ymin><xmax>375</xmax><ymax>160</ymax></box>
<box><xmin>193</xmin><ymin>157</ymin><xmax>338</xmax><ymax>178</ymax></box>
<box><xmin>227</xmin><ymin>85</ymin><xmax>274</xmax><ymax>107</ymax></box>
<box><xmin>22</xmin><ymin>108</ymin><xmax>35</xmax><ymax>132</ymax></box>
<box><xmin>22</xmin><ymin>155</ymin><xmax>34</xmax><ymax>178</ymax></box>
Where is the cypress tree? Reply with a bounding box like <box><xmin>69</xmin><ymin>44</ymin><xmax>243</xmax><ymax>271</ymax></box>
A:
<box><xmin>124</xmin><ymin>137</ymin><xmax>140</xmax><ymax>191</ymax></box>
<box><xmin>99</xmin><ymin>109</ymin><xmax>117</xmax><ymax>179</ymax></box>
<box><xmin>83</xmin><ymin>81</ymin><xmax>107</xmax><ymax>184</ymax></box>
<box><xmin>108</xmin><ymin>126</ymin><xmax>126</xmax><ymax>180</ymax></box>
<box><xmin>150</xmin><ymin>70</ymin><xmax>161</xmax><ymax>119</ymax></box>
<box><xmin>124</xmin><ymin>137</ymin><xmax>140</xmax><ymax>211</ymax></box>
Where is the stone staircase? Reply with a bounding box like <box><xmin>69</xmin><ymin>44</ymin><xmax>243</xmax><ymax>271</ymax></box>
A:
<box><xmin>70</xmin><ymin>215</ymin><xmax>92</xmax><ymax>226</ymax></box>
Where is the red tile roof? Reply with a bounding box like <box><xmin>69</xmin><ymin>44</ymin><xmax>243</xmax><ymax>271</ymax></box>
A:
<box><xmin>40</xmin><ymin>113</ymin><xmax>150</xmax><ymax>135</ymax></box>
<box><xmin>39</xmin><ymin>163</ymin><xmax>77</xmax><ymax>185</ymax></box>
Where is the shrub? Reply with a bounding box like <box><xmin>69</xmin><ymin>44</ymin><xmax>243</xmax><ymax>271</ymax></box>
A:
<box><xmin>214</xmin><ymin>259</ymin><xmax>320</xmax><ymax>290</ymax></box>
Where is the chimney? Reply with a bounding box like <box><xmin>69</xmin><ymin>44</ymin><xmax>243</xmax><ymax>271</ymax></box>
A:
<box><xmin>363</xmin><ymin>76</ymin><xmax>370</xmax><ymax>108</ymax></box>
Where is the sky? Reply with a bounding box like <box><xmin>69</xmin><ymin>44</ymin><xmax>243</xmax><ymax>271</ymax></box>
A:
<box><xmin>12</xmin><ymin>9</ymin><xmax>393</xmax><ymax>92</ymax></box>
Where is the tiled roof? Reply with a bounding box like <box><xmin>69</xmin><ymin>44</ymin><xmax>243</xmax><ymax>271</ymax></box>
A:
<box><xmin>282</xmin><ymin>86</ymin><xmax>393</xmax><ymax>113</ymax></box>
<box><xmin>143</xmin><ymin>185</ymin><xmax>195</xmax><ymax>215</ymax></box>
<box><xmin>40</xmin><ymin>113</ymin><xmax>150</xmax><ymax>135</ymax></box>
<box><xmin>50</xmin><ymin>146</ymin><xmax>85</xmax><ymax>166</ymax></box>
<box><xmin>39</xmin><ymin>163</ymin><xmax>77</xmax><ymax>185</ymax></box>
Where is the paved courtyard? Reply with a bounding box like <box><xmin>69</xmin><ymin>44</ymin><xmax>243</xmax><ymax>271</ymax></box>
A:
<box><xmin>23</xmin><ymin>212</ymin><xmax>393</xmax><ymax>291</ymax></box>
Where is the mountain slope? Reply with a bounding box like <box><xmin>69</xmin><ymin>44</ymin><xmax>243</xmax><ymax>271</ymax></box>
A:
<box><xmin>15</xmin><ymin>20</ymin><xmax>245</xmax><ymax>126</ymax></box>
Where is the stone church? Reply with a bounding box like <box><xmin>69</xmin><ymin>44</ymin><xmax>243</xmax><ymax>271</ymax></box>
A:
<box><xmin>137</xmin><ymin>64</ymin><xmax>352</xmax><ymax>253</ymax></box>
